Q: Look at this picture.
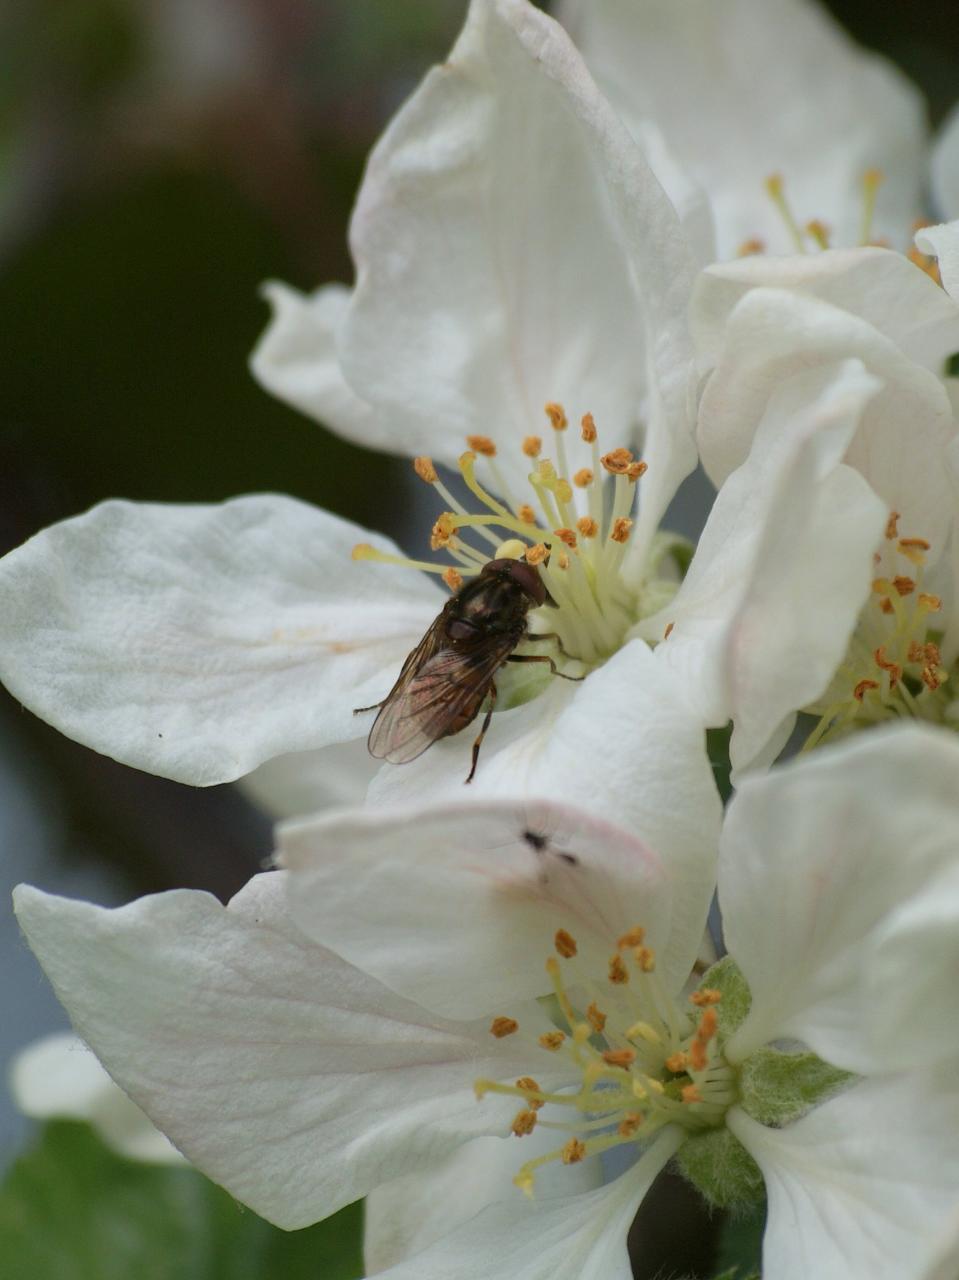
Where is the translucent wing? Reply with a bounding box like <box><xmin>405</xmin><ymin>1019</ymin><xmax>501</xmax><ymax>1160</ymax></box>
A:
<box><xmin>368</xmin><ymin>634</ymin><xmax>517</xmax><ymax>765</ymax></box>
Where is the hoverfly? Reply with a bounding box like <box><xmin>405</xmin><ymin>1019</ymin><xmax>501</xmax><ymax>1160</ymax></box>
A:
<box><xmin>357</xmin><ymin>557</ymin><xmax>582</xmax><ymax>782</ymax></box>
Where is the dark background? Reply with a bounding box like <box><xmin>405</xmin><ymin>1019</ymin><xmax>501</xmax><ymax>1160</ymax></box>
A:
<box><xmin>1</xmin><ymin>0</ymin><xmax>956</xmax><ymax>1194</ymax></box>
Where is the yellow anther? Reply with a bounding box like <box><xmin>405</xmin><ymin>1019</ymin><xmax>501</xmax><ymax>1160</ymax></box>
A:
<box><xmin>626</xmin><ymin>1021</ymin><xmax>662</xmax><ymax>1045</ymax></box>
<box><xmin>443</xmin><ymin>567</ymin><xmax>463</xmax><ymax>592</ymax></box>
<box><xmin>885</xmin><ymin>511</ymin><xmax>900</xmax><ymax>540</ymax></box>
<box><xmin>516</xmin><ymin>1077</ymin><xmax>543</xmax><ymax>1108</ymax></box>
<box><xmin>682</xmin><ymin>1084</ymin><xmax>704</xmax><ymax>1105</ymax></box>
<box><xmin>413</xmin><ymin>456</ymin><xmax>438</xmax><ymax>484</ymax></box>
<box><xmin>601</xmin><ymin>448</ymin><xmax>634</xmax><ymax>475</ymax></box>
<box><xmin>522</xmin><ymin>435</ymin><xmax>543</xmax><ymax>458</ymax></box>
<box><xmin>573</xmin><ymin>1022</ymin><xmax>592</xmax><ymax>1046</ymax></box>
<box><xmin>580</xmin><ymin>413</ymin><xmax>597</xmax><ymax>443</ymax></box>
<box><xmin>618</xmin><ymin>1113</ymin><xmax>644</xmax><ymax>1138</ymax></box>
<box><xmin>634</xmin><ymin>945</ymin><xmax>656</xmax><ymax>972</ymax></box>
<box><xmin>514</xmin><ymin>1171</ymin><xmax>535</xmax><ymax>1197</ymax></box>
<box><xmin>526</xmin><ymin>543</ymin><xmax>549</xmax><ymax>566</ymax></box>
<box><xmin>554</xmin><ymin>528</ymin><xmax>577</xmax><ymax>549</ymax></box>
<box><xmin>431</xmin><ymin>514</ymin><xmax>458</xmax><ymax>550</ymax></box>
<box><xmin>517</xmin><ymin>504</ymin><xmax>538</xmax><ymax>525</ymax></box>
<box><xmin>466</xmin><ymin>434</ymin><xmax>497</xmax><ymax>456</ymax></box>
<box><xmin>557</xmin><ymin>552</ymin><xmax>570</xmax><ymax>570</ymax></box>
<box><xmin>545</xmin><ymin>402</ymin><xmax>568</xmax><ymax>432</ymax></box>
<box><xmin>586</xmin><ymin>1003</ymin><xmax>607</xmax><ymax>1034</ymax></box>
<box><xmin>805</xmin><ymin>219</ymin><xmax>831</xmax><ymax>249</ymax></box>
<box><xmin>874</xmin><ymin>647</ymin><xmax>902</xmax><ymax>687</ymax></box>
<box><xmin>539</xmin><ymin>1031</ymin><xmax>566</xmax><ymax>1051</ymax></box>
<box><xmin>610</xmin><ymin>517</ymin><xmax>634</xmax><ymax>544</ymax></box>
<box><xmin>608</xmin><ymin>954</ymin><xmax>629</xmax><ymax>985</ymax></box>
<box><xmin>626</xmin><ymin>461</ymin><xmax>648</xmax><ymax>482</ymax></box>
<box><xmin>737</xmin><ymin>238</ymin><xmax>766</xmax><ymax>257</ymax></box>
<box><xmin>573</xmin><ymin>468</ymin><xmax>594</xmax><ymax>488</ymax></box>
<box><xmin>555</xmin><ymin>479</ymin><xmax>573</xmax><ymax>505</ymax></box>
<box><xmin>690</xmin><ymin>989</ymin><xmax>723</xmax><ymax>1007</ymax></box>
<box><xmin>893</xmin><ymin>576</ymin><xmax>916</xmax><ymax>596</ymax></box>
<box><xmin>554</xmin><ymin>928</ymin><xmax>578</xmax><ymax>958</ymax></box>
<box><xmin>490</xmin><ymin>1016</ymin><xmax>519</xmax><ymax>1039</ymax></box>
<box><xmin>922</xmin><ymin>666</ymin><xmax>943</xmax><ymax>691</ymax></box>
<box><xmin>632</xmin><ymin>1079</ymin><xmax>648</xmax><ymax>1101</ymax></box>
<box><xmin>919</xmin><ymin>594</ymin><xmax>942</xmax><ymax>612</ymax></box>
<box><xmin>536</xmin><ymin>459</ymin><xmax>558</xmax><ymax>485</ymax></box>
<box><xmin>924</xmin><ymin>642</ymin><xmax>942</xmax><ymax>666</ymax></box>
<box><xmin>561</xmin><ymin>1139</ymin><xmax>586</xmax><ymax>1165</ymax></box>
<box><xmin>602</xmin><ymin>1048</ymin><xmax>637</xmax><ymax>1069</ymax></box>
<box><xmin>352</xmin><ymin>543</ymin><xmax>376</xmax><ymax>560</ymax></box>
<box><xmin>577</xmin><ymin>516</ymin><xmax>598</xmax><ymax>538</ymax></box>
<box><xmin>512</xmin><ymin>1109</ymin><xmax>538</xmax><ymax>1136</ymax></box>
<box><xmin>618</xmin><ymin>926</ymin><xmax>646</xmax><ymax>949</ymax></box>
<box><xmin>664</xmin><ymin>1051</ymin><xmax>688</xmax><ymax>1073</ymax></box>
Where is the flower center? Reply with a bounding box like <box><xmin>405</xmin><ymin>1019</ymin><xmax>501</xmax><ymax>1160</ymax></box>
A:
<box><xmin>354</xmin><ymin>405</ymin><xmax>684</xmax><ymax>667</ymax></box>
<box><xmin>476</xmin><ymin>927</ymin><xmax>736</xmax><ymax>1197</ymax></box>
<box><xmin>803</xmin><ymin>510</ymin><xmax>950</xmax><ymax>749</ymax></box>
<box><xmin>737</xmin><ymin>169</ymin><xmax>942</xmax><ymax>282</ymax></box>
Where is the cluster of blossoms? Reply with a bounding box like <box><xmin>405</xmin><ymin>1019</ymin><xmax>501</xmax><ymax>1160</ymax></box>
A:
<box><xmin>4</xmin><ymin>1</ymin><xmax>959</xmax><ymax>1277</ymax></box>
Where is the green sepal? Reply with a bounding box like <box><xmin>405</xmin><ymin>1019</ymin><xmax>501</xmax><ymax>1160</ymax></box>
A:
<box><xmin>675</xmin><ymin>1127</ymin><xmax>765</xmax><ymax>1211</ymax></box>
<box><xmin>698</xmin><ymin>956</ymin><xmax>752</xmax><ymax>1043</ymax></box>
<box><xmin>739</xmin><ymin>1047</ymin><xmax>854</xmax><ymax>1126</ymax></box>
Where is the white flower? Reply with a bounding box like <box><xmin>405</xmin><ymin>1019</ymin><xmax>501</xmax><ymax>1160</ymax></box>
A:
<box><xmin>645</xmin><ymin>220</ymin><xmax>959</xmax><ymax>773</ymax></box>
<box><xmin>0</xmin><ymin>0</ymin><xmax>701</xmax><ymax>805</ymax></box>
<box><xmin>14</xmin><ymin>724</ymin><xmax>959</xmax><ymax>1279</ymax></box>
<box><xmin>9</xmin><ymin>1031</ymin><xmax>183</xmax><ymax>1164</ymax></box>
<box><xmin>557</xmin><ymin>0</ymin><xmax>932</xmax><ymax>259</ymax></box>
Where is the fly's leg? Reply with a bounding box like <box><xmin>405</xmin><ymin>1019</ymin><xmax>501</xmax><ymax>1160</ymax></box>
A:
<box><xmin>524</xmin><ymin>631</ymin><xmax>577</xmax><ymax>660</ymax></box>
<box><xmin>466</xmin><ymin>684</ymin><xmax>497</xmax><ymax>784</ymax></box>
<box><xmin>507</xmin><ymin>654</ymin><xmax>585</xmax><ymax>682</ymax></box>
<box><xmin>354</xmin><ymin>700</ymin><xmax>385</xmax><ymax>714</ymax></box>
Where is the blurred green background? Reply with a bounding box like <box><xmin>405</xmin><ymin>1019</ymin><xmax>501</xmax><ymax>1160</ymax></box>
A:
<box><xmin>0</xmin><ymin>2</ymin><xmax>957</xmax><ymax>1277</ymax></box>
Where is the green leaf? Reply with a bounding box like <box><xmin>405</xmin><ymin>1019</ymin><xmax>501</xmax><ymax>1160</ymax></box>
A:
<box><xmin>0</xmin><ymin>1121</ymin><xmax>363</xmax><ymax>1280</ymax></box>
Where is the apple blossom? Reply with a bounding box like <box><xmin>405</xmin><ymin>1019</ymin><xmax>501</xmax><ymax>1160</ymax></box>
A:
<box><xmin>557</xmin><ymin>0</ymin><xmax>929</xmax><ymax>260</ymax></box>
<box><xmin>0</xmin><ymin>0</ymin><xmax>703</xmax><ymax>803</ymax></box>
<box><xmin>14</xmin><ymin>724</ymin><xmax>959</xmax><ymax>1279</ymax></box>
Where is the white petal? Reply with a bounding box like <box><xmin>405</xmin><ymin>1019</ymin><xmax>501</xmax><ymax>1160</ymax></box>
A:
<box><xmin>645</xmin><ymin>360</ymin><xmax>886</xmax><ymax>773</ymax></box>
<box><xmin>731</xmin><ymin>1070</ymin><xmax>959</xmax><ymax>1280</ymax></box>
<box><xmin>280</xmin><ymin>797</ymin><xmax>671</xmax><ymax>1019</ymax></box>
<box><xmin>238</xmin><ymin>739</ymin><xmax>379</xmax><ymax>818</ymax></box>
<box><xmin>559</xmin><ymin>0</ymin><xmax>926</xmax><ymax>258</ymax></box>
<box><xmin>339</xmin><ymin>0</ymin><xmax>698</xmax><ymax>540</ymax></box>
<box><xmin>377</xmin><ymin>1129</ymin><xmax>683</xmax><ymax>1280</ymax></box>
<box><xmin>13</xmin><ymin>874</ymin><xmax>551</xmax><ymax>1230</ymax></box>
<box><xmin>696</xmin><ymin>287</ymin><xmax>957</xmax><ymax>547</ymax></box>
<box><xmin>0</xmin><ymin>496</ymin><xmax>440</xmax><ymax>785</ymax></box>
<box><xmin>915</xmin><ymin>220</ymin><xmax>959</xmax><ymax>302</ymax></box>
<box><xmin>721</xmin><ymin>725</ymin><xmax>959</xmax><ymax>1072</ymax></box>
<box><xmin>932</xmin><ymin>103</ymin><xmax>959</xmax><ymax>221</ymax></box>
<box><xmin>248</xmin><ymin>282</ymin><xmax>386</xmax><ymax>447</ymax></box>
<box><xmin>10</xmin><ymin>1031</ymin><xmax>183</xmax><ymax>1164</ymax></box>
<box><xmin>365</xmin><ymin>1129</ymin><xmax>602</xmax><ymax>1274</ymax></box>
<box><xmin>692</xmin><ymin>247</ymin><xmax>959</xmax><ymax>374</ymax></box>
<box><xmin>364</xmin><ymin>639</ymin><xmax>721</xmax><ymax>993</ymax></box>
<box><xmin>923</xmin><ymin>1206</ymin><xmax>959</xmax><ymax>1280</ymax></box>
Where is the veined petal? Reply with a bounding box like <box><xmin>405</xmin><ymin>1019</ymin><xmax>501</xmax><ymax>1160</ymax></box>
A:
<box><xmin>377</xmin><ymin>1129</ymin><xmax>683</xmax><ymax>1280</ymax></box>
<box><xmin>365</xmin><ymin>1130</ymin><xmax>602</xmax><ymax>1274</ymax></box>
<box><xmin>644</xmin><ymin>360</ymin><xmax>885</xmax><ymax>774</ymax></box>
<box><xmin>339</xmin><ymin>0</ymin><xmax>698</xmax><ymax>536</ymax></box>
<box><xmin>280</xmin><ymin>797</ymin><xmax>671</xmax><ymax>1018</ymax></box>
<box><xmin>559</xmin><ymin>0</ymin><xmax>926</xmax><ymax>258</ymax></box>
<box><xmin>696</xmin><ymin>288</ymin><xmax>957</xmax><ymax>546</ymax></box>
<box><xmin>692</xmin><ymin>247</ymin><xmax>959</xmax><ymax>373</ymax></box>
<box><xmin>248</xmin><ymin>282</ymin><xmax>386</xmax><ymax>448</ymax></box>
<box><xmin>13</xmin><ymin>874</ymin><xmax>551</xmax><ymax>1230</ymax></box>
<box><xmin>915</xmin><ymin>220</ymin><xmax>959</xmax><ymax>302</ymax></box>
<box><xmin>10</xmin><ymin>1031</ymin><xmax>183</xmax><ymax>1165</ymax></box>
<box><xmin>731</xmin><ymin>1070</ymin><xmax>959</xmax><ymax>1280</ymax></box>
<box><xmin>365</xmin><ymin>639</ymin><xmax>721</xmax><ymax>994</ymax></box>
<box><xmin>932</xmin><ymin>103</ymin><xmax>959</xmax><ymax>221</ymax></box>
<box><xmin>238</xmin><ymin>739</ymin><xmax>380</xmax><ymax>818</ymax></box>
<box><xmin>721</xmin><ymin>726</ymin><xmax>959</xmax><ymax>1072</ymax></box>
<box><xmin>0</xmin><ymin>496</ymin><xmax>440</xmax><ymax>785</ymax></box>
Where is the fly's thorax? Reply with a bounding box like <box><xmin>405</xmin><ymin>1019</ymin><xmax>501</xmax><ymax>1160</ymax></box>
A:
<box><xmin>803</xmin><ymin>510</ymin><xmax>954</xmax><ymax>751</ymax></box>
<box><xmin>353</xmin><ymin>405</ymin><xmax>688</xmax><ymax>678</ymax></box>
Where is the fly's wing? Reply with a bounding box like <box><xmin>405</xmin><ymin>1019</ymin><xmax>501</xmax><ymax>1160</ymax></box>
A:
<box><xmin>368</xmin><ymin>635</ymin><xmax>517</xmax><ymax>765</ymax></box>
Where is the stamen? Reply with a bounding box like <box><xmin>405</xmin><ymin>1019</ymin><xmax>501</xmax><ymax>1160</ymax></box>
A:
<box><xmin>443</xmin><ymin>567</ymin><xmax>463</xmax><ymax>592</ymax></box>
<box><xmin>764</xmin><ymin>173</ymin><xmax>806</xmax><ymax>253</ymax></box>
<box><xmin>545</xmin><ymin>403</ymin><xmax>568</xmax><ymax>432</ymax></box>
<box><xmin>517</xmin><ymin>504</ymin><xmax>538</xmax><ymax>525</ymax></box>
<box><xmin>618</xmin><ymin>927</ymin><xmax>646</xmax><ymax>948</ymax></box>
<box><xmin>577</xmin><ymin>516</ymin><xmax>598</xmax><ymax>538</ymax></box>
<box><xmin>859</xmin><ymin>168</ymin><xmax>884</xmax><ymax>245</ymax></box>
<box><xmin>554</xmin><ymin>528</ymin><xmax>577</xmax><ymax>549</ymax></box>
<box><xmin>539</xmin><ymin>1031</ymin><xmax>566</xmax><ymax>1051</ymax></box>
<box><xmin>586</xmin><ymin>1003</ymin><xmax>607</xmax><ymax>1034</ymax></box>
<box><xmin>512</xmin><ymin>1110</ymin><xmax>538</xmax><ymax>1136</ymax></box>
<box><xmin>610</xmin><ymin>517</ymin><xmax>633</xmax><ymax>544</ymax></box>
<box><xmin>602</xmin><ymin>1048</ymin><xmax>637</xmax><ymax>1068</ymax></box>
<box><xmin>413</xmin><ymin>456</ymin><xmax>438</xmax><ymax>484</ymax></box>
<box><xmin>490</xmin><ymin>1017</ymin><xmax>519</xmax><ymax>1039</ymax></box>
<box><xmin>352</xmin><ymin>543</ymin><xmax>475</xmax><ymax>577</ymax></box>
<box><xmin>854</xmin><ymin>679</ymin><xmax>880</xmax><ymax>701</ymax></box>
<box><xmin>682</xmin><ymin>1084</ymin><xmax>704</xmax><ymax>1104</ymax></box>
<box><xmin>690</xmin><ymin>989</ymin><xmax>722</xmax><ymax>1007</ymax></box>
<box><xmin>608</xmin><ymin>955</ymin><xmax>629</xmax><ymax>984</ymax></box>
<box><xmin>886</xmin><ymin>511</ymin><xmax>900</xmax><ymax>540</ymax></box>
<box><xmin>516</xmin><ymin>1078</ymin><xmax>544</xmax><ymax>1109</ymax></box>
<box><xmin>893</xmin><ymin>576</ymin><xmax>916</xmax><ymax>596</ymax></box>
<box><xmin>526</xmin><ymin>543</ymin><xmax>549</xmax><ymax>566</ymax></box>
<box><xmin>627</xmin><ymin>461</ymin><xmax>648</xmax><ymax>482</ymax></box>
<box><xmin>580</xmin><ymin>414</ymin><xmax>597</xmax><ymax>443</ymax></box>
<box><xmin>561</xmin><ymin>1139</ymin><xmax>586</xmax><ymax>1165</ymax></box>
<box><xmin>805</xmin><ymin>219</ymin><xmax>831</xmax><ymax>249</ymax></box>
<box><xmin>554</xmin><ymin>929</ymin><xmax>578</xmax><ymax>958</ymax></box>
<box><xmin>601</xmin><ymin>448</ymin><xmax>634</xmax><ymax>475</ymax></box>
<box><xmin>737</xmin><ymin>238</ymin><xmax>766</xmax><ymax>257</ymax></box>
<box><xmin>466</xmin><ymin>434</ymin><xmax>497</xmax><ymax>457</ymax></box>
<box><xmin>573</xmin><ymin>468</ymin><xmax>593</xmax><ymax>488</ymax></box>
